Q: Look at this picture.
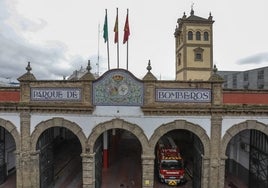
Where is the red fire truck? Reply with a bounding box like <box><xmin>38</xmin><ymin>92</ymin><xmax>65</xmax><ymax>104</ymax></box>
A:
<box><xmin>156</xmin><ymin>136</ymin><xmax>186</xmax><ymax>186</ymax></box>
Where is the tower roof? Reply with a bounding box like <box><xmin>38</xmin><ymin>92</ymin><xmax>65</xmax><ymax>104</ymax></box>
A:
<box><xmin>186</xmin><ymin>13</ymin><xmax>210</xmax><ymax>22</ymax></box>
<box><xmin>178</xmin><ymin>9</ymin><xmax>214</xmax><ymax>25</ymax></box>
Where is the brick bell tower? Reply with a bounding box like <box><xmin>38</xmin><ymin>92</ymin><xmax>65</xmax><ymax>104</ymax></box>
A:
<box><xmin>174</xmin><ymin>8</ymin><xmax>214</xmax><ymax>81</ymax></box>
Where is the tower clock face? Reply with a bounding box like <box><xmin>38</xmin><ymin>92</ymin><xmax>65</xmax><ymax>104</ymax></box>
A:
<box><xmin>118</xmin><ymin>84</ymin><xmax>129</xmax><ymax>96</ymax></box>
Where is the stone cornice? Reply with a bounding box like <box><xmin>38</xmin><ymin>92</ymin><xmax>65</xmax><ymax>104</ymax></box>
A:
<box><xmin>0</xmin><ymin>102</ymin><xmax>94</xmax><ymax>114</ymax></box>
<box><xmin>141</xmin><ymin>105</ymin><xmax>268</xmax><ymax>116</ymax></box>
<box><xmin>1</xmin><ymin>103</ymin><xmax>268</xmax><ymax>116</ymax></box>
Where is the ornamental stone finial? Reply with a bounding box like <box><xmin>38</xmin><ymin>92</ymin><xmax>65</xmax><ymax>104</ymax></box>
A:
<box><xmin>182</xmin><ymin>12</ymin><xmax>186</xmax><ymax>19</ymax></box>
<box><xmin>213</xmin><ymin>64</ymin><xmax>218</xmax><ymax>74</ymax></box>
<box><xmin>87</xmin><ymin>60</ymin><xmax>92</xmax><ymax>72</ymax></box>
<box><xmin>26</xmin><ymin>62</ymin><xmax>32</xmax><ymax>73</ymax></box>
<box><xmin>208</xmin><ymin>12</ymin><xmax>213</xmax><ymax>21</ymax></box>
<box><xmin>79</xmin><ymin>60</ymin><xmax>95</xmax><ymax>81</ymax></box>
<box><xmin>17</xmin><ymin>61</ymin><xmax>36</xmax><ymax>81</ymax></box>
<box><xmin>143</xmin><ymin>59</ymin><xmax>157</xmax><ymax>81</ymax></box>
<box><xmin>147</xmin><ymin>60</ymin><xmax>152</xmax><ymax>72</ymax></box>
<box><xmin>190</xmin><ymin>3</ymin><xmax>194</xmax><ymax>15</ymax></box>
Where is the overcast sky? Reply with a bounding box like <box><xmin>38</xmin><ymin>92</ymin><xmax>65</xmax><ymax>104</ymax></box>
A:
<box><xmin>0</xmin><ymin>0</ymin><xmax>268</xmax><ymax>81</ymax></box>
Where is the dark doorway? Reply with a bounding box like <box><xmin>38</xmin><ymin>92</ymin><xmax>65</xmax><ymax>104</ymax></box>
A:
<box><xmin>225</xmin><ymin>129</ymin><xmax>268</xmax><ymax>188</ymax></box>
<box><xmin>96</xmin><ymin>129</ymin><xmax>142</xmax><ymax>188</ymax></box>
<box><xmin>154</xmin><ymin>130</ymin><xmax>204</xmax><ymax>188</ymax></box>
<box><xmin>249</xmin><ymin>130</ymin><xmax>268</xmax><ymax>188</ymax></box>
<box><xmin>37</xmin><ymin>127</ymin><xmax>82</xmax><ymax>188</ymax></box>
<box><xmin>0</xmin><ymin>126</ymin><xmax>16</xmax><ymax>187</ymax></box>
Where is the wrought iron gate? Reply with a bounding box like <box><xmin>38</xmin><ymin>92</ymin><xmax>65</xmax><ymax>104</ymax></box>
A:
<box><xmin>192</xmin><ymin>134</ymin><xmax>203</xmax><ymax>188</ymax></box>
<box><xmin>38</xmin><ymin>128</ymin><xmax>54</xmax><ymax>188</ymax></box>
<box><xmin>249</xmin><ymin>130</ymin><xmax>268</xmax><ymax>188</ymax></box>
<box><xmin>94</xmin><ymin>136</ymin><xmax>103</xmax><ymax>188</ymax></box>
<box><xmin>0</xmin><ymin>127</ymin><xmax>6</xmax><ymax>184</ymax></box>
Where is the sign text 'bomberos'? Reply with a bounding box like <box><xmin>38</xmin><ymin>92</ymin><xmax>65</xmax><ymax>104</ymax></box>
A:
<box><xmin>156</xmin><ymin>88</ymin><xmax>211</xmax><ymax>103</ymax></box>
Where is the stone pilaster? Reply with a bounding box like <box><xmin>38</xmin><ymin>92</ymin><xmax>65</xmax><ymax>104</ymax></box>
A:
<box><xmin>141</xmin><ymin>154</ymin><xmax>155</xmax><ymax>188</ymax></box>
<box><xmin>218</xmin><ymin>157</ymin><xmax>227</xmax><ymax>188</ymax></box>
<box><xmin>17</xmin><ymin>110</ymin><xmax>34</xmax><ymax>188</ymax></box>
<box><xmin>81</xmin><ymin>152</ymin><xmax>95</xmax><ymax>188</ymax></box>
<box><xmin>20</xmin><ymin>111</ymin><xmax>31</xmax><ymax>152</ymax></box>
<box><xmin>202</xmin><ymin>157</ymin><xmax>210</xmax><ymax>188</ymax></box>
<box><xmin>209</xmin><ymin>66</ymin><xmax>224</xmax><ymax>106</ymax></box>
<box><xmin>143</xmin><ymin>82</ymin><xmax>156</xmax><ymax>106</ymax></box>
<box><xmin>209</xmin><ymin>115</ymin><xmax>223</xmax><ymax>188</ymax></box>
<box><xmin>30</xmin><ymin>151</ymin><xmax>40</xmax><ymax>188</ymax></box>
<box><xmin>15</xmin><ymin>151</ymin><xmax>23</xmax><ymax>188</ymax></box>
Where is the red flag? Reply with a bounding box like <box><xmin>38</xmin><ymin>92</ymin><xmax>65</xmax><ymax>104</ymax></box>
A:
<box><xmin>113</xmin><ymin>12</ymin><xmax>118</xmax><ymax>43</ymax></box>
<box><xmin>123</xmin><ymin>12</ymin><xmax>130</xmax><ymax>44</ymax></box>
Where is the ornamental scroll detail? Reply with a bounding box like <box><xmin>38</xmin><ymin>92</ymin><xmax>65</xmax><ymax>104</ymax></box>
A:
<box><xmin>93</xmin><ymin>69</ymin><xmax>143</xmax><ymax>106</ymax></box>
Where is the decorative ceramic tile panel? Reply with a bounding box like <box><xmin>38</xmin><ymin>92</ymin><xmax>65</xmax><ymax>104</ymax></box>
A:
<box><xmin>93</xmin><ymin>69</ymin><xmax>143</xmax><ymax>106</ymax></box>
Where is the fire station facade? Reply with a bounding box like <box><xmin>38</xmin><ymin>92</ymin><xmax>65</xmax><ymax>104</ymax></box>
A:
<box><xmin>0</xmin><ymin>10</ymin><xmax>268</xmax><ymax>188</ymax></box>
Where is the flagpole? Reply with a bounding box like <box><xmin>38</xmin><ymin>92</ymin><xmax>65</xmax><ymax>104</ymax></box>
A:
<box><xmin>116</xmin><ymin>8</ymin><xmax>119</xmax><ymax>68</ymax></box>
<box><xmin>107</xmin><ymin>37</ymin><xmax>110</xmax><ymax>70</ymax></box>
<box><xmin>106</xmin><ymin>9</ymin><xmax>110</xmax><ymax>70</ymax></box>
<box><xmin>126</xmin><ymin>39</ymin><xmax>129</xmax><ymax>70</ymax></box>
<box><xmin>126</xmin><ymin>9</ymin><xmax>129</xmax><ymax>70</ymax></box>
<box><xmin>123</xmin><ymin>9</ymin><xmax>130</xmax><ymax>70</ymax></box>
<box><xmin>104</xmin><ymin>9</ymin><xmax>110</xmax><ymax>70</ymax></box>
<box><xmin>97</xmin><ymin>23</ymin><xmax>100</xmax><ymax>74</ymax></box>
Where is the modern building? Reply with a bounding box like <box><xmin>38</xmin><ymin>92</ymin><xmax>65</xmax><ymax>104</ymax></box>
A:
<box><xmin>218</xmin><ymin>66</ymin><xmax>268</xmax><ymax>89</ymax></box>
<box><xmin>0</xmin><ymin>9</ymin><xmax>267</xmax><ymax>188</ymax></box>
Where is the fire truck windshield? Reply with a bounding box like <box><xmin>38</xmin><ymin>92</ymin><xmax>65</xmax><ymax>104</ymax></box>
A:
<box><xmin>160</xmin><ymin>160</ymin><xmax>183</xmax><ymax>170</ymax></box>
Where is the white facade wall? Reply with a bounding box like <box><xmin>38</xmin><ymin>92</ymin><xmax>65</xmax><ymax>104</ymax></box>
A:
<box><xmin>30</xmin><ymin>106</ymin><xmax>212</xmax><ymax>140</ymax></box>
<box><xmin>222</xmin><ymin>116</ymin><xmax>268</xmax><ymax>138</ymax></box>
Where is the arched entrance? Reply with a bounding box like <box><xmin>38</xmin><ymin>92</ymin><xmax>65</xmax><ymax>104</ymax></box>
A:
<box><xmin>88</xmin><ymin>119</ymin><xmax>148</xmax><ymax>188</ymax></box>
<box><xmin>0</xmin><ymin>119</ymin><xmax>19</xmax><ymax>187</ymax></box>
<box><xmin>150</xmin><ymin>120</ymin><xmax>210</xmax><ymax>188</ymax></box>
<box><xmin>31</xmin><ymin>118</ymin><xmax>86</xmax><ymax>188</ymax></box>
<box><xmin>222</xmin><ymin>120</ymin><xmax>268</xmax><ymax>188</ymax></box>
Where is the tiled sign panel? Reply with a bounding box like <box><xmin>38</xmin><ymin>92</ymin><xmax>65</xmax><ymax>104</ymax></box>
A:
<box><xmin>93</xmin><ymin>69</ymin><xmax>143</xmax><ymax>106</ymax></box>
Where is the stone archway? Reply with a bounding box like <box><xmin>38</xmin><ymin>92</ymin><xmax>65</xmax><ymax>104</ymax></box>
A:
<box><xmin>86</xmin><ymin>118</ymin><xmax>149</xmax><ymax>188</ymax></box>
<box><xmin>149</xmin><ymin>119</ymin><xmax>210</xmax><ymax>188</ymax></box>
<box><xmin>221</xmin><ymin>120</ymin><xmax>268</xmax><ymax>156</ymax></box>
<box><xmin>31</xmin><ymin>117</ymin><xmax>87</xmax><ymax>152</ymax></box>
<box><xmin>149</xmin><ymin>120</ymin><xmax>210</xmax><ymax>156</ymax></box>
<box><xmin>0</xmin><ymin>118</ymin><xmax>19</xmax><ymax>186</ymax></box>
<box><xmin>87</xmin><ymin>118</ymin><xmax>149</xmax><ymax>152</ymax></box>
<box><xmin>30</xmin><ymin>117</ymin><xmax>87</xmax><ymax>188</ymax></box>
<box><xmin>0</xmin><ymin>118</ymin><xmax>20</xmax><ymax>150</ymax></box>
<box><xmin>222</xmin><ymin>120</ymin><xmax>268</xmax><ymax>188</ymax></box>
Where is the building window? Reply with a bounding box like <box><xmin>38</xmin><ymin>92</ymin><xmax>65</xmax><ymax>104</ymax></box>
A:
<box><xmin>257</xmin><ymin>70</ymin><xmax>264</xmax><ymax>89</ymax></box>
<box><xmin>232</xmin><ymin>75</ymin><xmax>237</xmax><ymax>88</ymax></box>
<box><xmin>188</xmin><ymin>31</ymin><xmax>193</xmax><ymax>40</ymax></box>
<box><xmin>194</xmin><ymin>47</ymin><xmax>204</xmax><ymax>61</ymax></box>
<box><xmin>257</xmin><ymin>70</ymin><xmax>264</xmax><ymax>80</ymax></box>
<box><xmin>243</xmin><ymin>72</ymin><xmax>249</xmax><ymax>89</ymax></box>
<box><xmin>177</xmin><ymin>53</ymin><xmax>181</xmax><ymax>65</ymax></box>
<box><xmin>224</xmin><ymin>75</ymin><xmax>228</xmax><ymax>88</ymax></box>
<box><xmin>204</xmin><ymin>32</ymin><xmax>209</xmax><ymax>41</ymax></box>
<box><xmin>195</xmin><ymin>53</ymin><xmax>202</xmax><ymax>60</ymax></box>
<box><xmin>196</xmin><ymin>31</ymin><xmax>201</xmax><ymax>40</ymax></box>
<box><xmin>244</xmin><ymin>72</ymin><xmax>248</xmax><ymax>81</ymax></box>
